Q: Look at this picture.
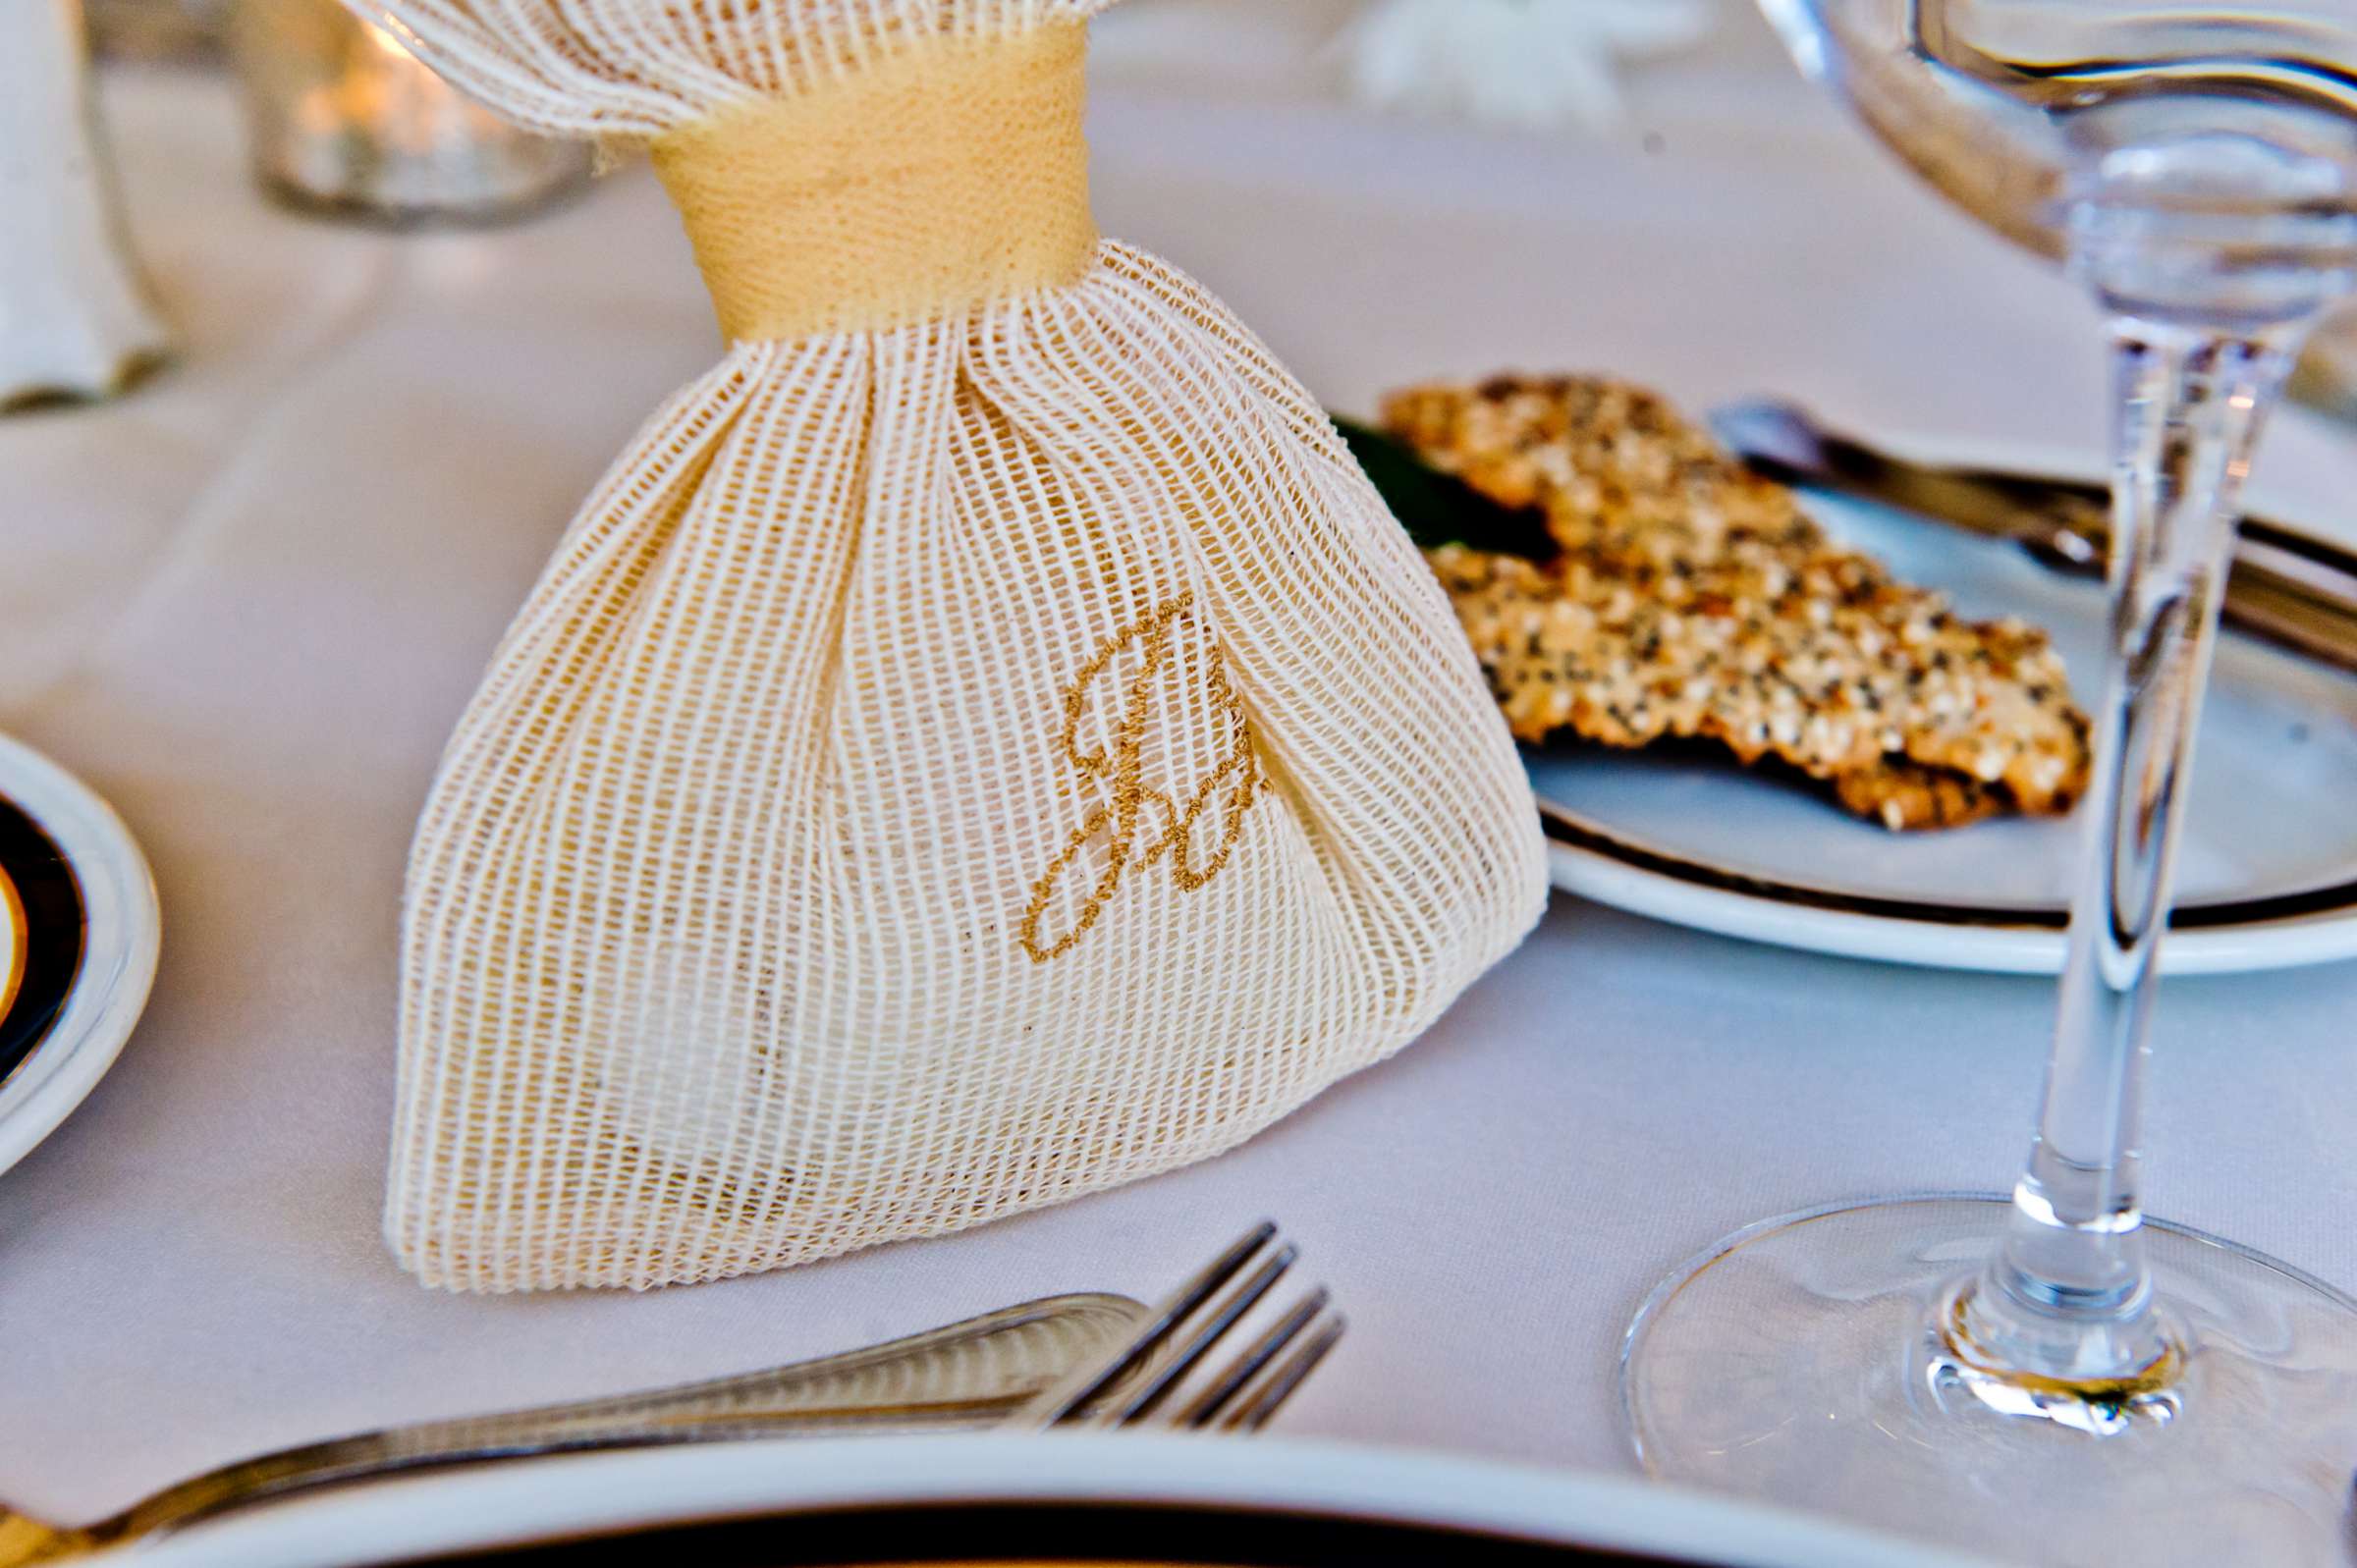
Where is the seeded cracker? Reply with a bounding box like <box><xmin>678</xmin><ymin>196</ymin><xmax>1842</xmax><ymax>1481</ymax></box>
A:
<box><xmin>1388</xmin><ymin>375</ymin><xmax>2092</xmax><ymax>830</ymax></box>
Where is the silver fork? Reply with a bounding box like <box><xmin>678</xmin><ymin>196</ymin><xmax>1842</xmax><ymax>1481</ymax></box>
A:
<box><xmin>0</xmin><ymin>1291</ymin><xmax>1144</xmax><ymax>1567</ymax></box>
<box><xmin>1028</xmin><ymin>1220</ymin><xmax>1347</xmax><ymax>1433</ymax></box>
<box><xmin>0</xmin><ymin>1227</ymin><xmax>1342</xmax><ymax>1565</ymax></box>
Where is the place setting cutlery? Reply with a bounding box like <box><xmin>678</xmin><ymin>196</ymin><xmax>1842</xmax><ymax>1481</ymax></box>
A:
<box><xmin>0</xmin><ymin>1223</ymin><xmax>1340</xmax><ymax>1566</ymax></box>
<box><xmin>1710</xmin><ymin>398</ymin><xmax>2357</xmax><ymax>676</ymax></box>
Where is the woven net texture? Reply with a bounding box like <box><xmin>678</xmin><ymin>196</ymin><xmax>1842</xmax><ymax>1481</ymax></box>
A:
<box><xmin>357</xmin><ymin>0</ymin><xmax>1548</xmax><ymax>1291</ymax></box>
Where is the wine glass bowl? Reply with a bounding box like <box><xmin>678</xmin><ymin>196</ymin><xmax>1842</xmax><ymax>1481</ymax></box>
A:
<box><xmin>1621</xmin><ymin>2</ymin><xmax>2357</xmax><ymax>1562</ymax></box>
<box><xmin>1760</xmin><ymin>0</ymin><xmax>2357</xmax><ymax>318</ymax></box>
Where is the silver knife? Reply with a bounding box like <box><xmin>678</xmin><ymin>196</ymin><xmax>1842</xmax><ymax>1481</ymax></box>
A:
<box><xmin>1710</xmin><ymin>399</ymin><xmax>2357</xmax><ymax>676</ymax></box>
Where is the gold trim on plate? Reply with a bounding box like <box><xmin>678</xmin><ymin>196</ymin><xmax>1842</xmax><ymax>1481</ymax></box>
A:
<box><xmin>0</xmin><ymin>862</ymin><xmax>25</xmax><ymax>1026</ymax></box>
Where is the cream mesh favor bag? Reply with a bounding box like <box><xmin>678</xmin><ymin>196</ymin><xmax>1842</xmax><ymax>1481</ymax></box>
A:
<box><xmin>360</xmin><ymin>0</ymin><xmax>1548</xmax><ymax>1290</ymax></box>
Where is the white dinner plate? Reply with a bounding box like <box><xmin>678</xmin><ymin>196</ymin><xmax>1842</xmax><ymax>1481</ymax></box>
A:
<box><xmin>0</xmin><ymin>730</ymin><xmax>160</xmax><ymax>1176</ymax></box>
<box><xmin>122</xmin><ymin>1432</ymin><xmax>1997</xmax><ymax>1568</ymax></box>
<box><xmin>1536</xmin><ymin>444</ymin><xmax>2357</xmax><ymax>975</ymax></box>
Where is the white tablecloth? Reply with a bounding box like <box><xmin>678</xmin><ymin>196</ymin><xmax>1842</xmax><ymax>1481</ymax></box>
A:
<box><xmin>7</xmin><ymin>27</ymin><xmax>2357</xmax><ymax>1534</ymax></box>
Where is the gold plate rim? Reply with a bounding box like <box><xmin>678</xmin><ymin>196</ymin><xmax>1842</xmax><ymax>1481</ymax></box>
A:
<box><xmin>0</xmin><ymin>859</ymin><xmax>23</xmax><ymax>1025</ymax></box>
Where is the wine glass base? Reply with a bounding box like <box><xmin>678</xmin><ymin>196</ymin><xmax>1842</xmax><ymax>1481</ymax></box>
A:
<box><xmin>1622</xmin><ymin>1195</ymin><xmax>2357</xmax><ymax>1566</ymax></box>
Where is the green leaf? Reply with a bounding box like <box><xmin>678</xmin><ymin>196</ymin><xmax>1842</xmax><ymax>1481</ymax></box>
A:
<box><xmin>1332</xmin><ymin>414</ymin><xmax>1559</xmax><ymax>563</ymax></box>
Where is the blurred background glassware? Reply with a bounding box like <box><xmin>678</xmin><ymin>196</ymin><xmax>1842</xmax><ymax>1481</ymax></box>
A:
<box><xmin>87</xmin><ymin>0</ymin><xmax>225</xmax><ymax>63</ymax></box>
<box><xmin>2</xmin><ymin>0</ymin><xmax>176</xmax><ymax>410</ymax></box>
<box><xmin>226</xmin><ymin>0</ymin><xmax>589</xmax><ymax>226</ymax></box>
<box><xmin>1621</xmin><ymin>2</ymin><xmax>2357</xmax><ymax>1563</ymax></box>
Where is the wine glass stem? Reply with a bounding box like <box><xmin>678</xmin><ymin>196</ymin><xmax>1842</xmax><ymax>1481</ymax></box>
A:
<box><xmin>1967</xmin><ymin>316</ymin><xmax>2301</xmax><ymax>1382</ymax></box>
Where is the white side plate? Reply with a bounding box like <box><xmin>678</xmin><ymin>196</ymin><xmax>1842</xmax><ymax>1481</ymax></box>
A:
<box><xmin>1536</xmin><ymin>448</ymin><xmax>2357</xmax><ymax>975</ymax></box>
<box><xmin>0</xmin><ymin>730</ymin><xmax>160</xmax><ymax>1175</ymax></box>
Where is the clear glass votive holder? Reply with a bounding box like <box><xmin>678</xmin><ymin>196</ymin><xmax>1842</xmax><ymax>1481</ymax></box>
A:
<box><xmin>227</xmin><ymin>0</ymin><xmax>590</xmax><ymax>225</ymax></box>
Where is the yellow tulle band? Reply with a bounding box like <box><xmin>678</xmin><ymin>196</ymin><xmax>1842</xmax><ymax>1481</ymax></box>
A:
<box><xmin>650</xmin><ymin>26</ymin><xmax>1097</xmax><ymax>342</ymax></box>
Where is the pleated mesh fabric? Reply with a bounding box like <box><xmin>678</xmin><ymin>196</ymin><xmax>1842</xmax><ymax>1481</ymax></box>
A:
<box><xmin>358</xmin><ymin>0</ymin><xmax>1549</xmax><ymax>1291</ymax></box>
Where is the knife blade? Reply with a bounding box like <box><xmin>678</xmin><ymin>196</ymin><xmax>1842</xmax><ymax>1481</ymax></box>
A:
<box><xmin>1710</xmin><ymin>399</ymin><xmax>2357</xmax><ymax>676</ymax></box>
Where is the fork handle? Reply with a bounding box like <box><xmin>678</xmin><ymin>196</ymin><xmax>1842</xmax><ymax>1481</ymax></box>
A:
<box><xmin>72</xmin><ymin>1292</ymin><xmax>1140</xmax><ymax>1554</ymax></box>
<box><xmin>92</xmin><ymin>1396</ymin><xmax>1014</xmax><ymax>1547</ymax></box>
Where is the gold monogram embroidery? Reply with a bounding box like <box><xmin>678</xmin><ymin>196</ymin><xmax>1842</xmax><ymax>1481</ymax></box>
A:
<box><xmin>1019</xmin><ymin>593</ymin><xmax>1264</xmax><ymax>963</ymax></box>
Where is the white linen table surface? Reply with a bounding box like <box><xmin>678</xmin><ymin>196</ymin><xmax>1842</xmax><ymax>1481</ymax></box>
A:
<box><xmin>5</xmin><ymin>15</ymin><xmax>2357</xmax><ymax>1527</ymax></box>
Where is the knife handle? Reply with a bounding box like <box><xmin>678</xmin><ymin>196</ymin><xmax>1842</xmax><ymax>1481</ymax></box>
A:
<box><xmin>2221</xmin><ymin>561</ymin><xmax>2357</xmax><ymax>675</ymax></box>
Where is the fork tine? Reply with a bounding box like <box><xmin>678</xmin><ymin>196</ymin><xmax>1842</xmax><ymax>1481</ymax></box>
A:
<box><xmin>1078</xmin><ymin>1244</ymin><xmax>1298</xmax><ymax>1427</ymax></box>
<box><xmin>1169</xmin><ymin>1287</ymin><xmax>1329</xmax><ymax>1429</ymax></box>
<box><xmin>1213</xmin><ymin>1310</ymin><xmax>1345</xmax><ymax>1432</ymax></box>
<box><xmin>1024</xmin><ymin>1221</ymin><xmax>1278</xmax><ymax>1427</ymax></box>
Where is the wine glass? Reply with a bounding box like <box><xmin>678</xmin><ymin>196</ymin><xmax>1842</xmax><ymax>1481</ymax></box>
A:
<box><xmin>1620</xmin><ymin>3</ymin><xmax>2357</xmax><ymax>1562</ymax></box>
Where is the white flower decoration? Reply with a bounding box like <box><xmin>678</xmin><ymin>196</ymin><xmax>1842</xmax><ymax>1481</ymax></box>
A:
<box><xmin>1339</xmin><ymin>0</ymin><xmax>1717</xmax><ymax>132</ymax></box>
